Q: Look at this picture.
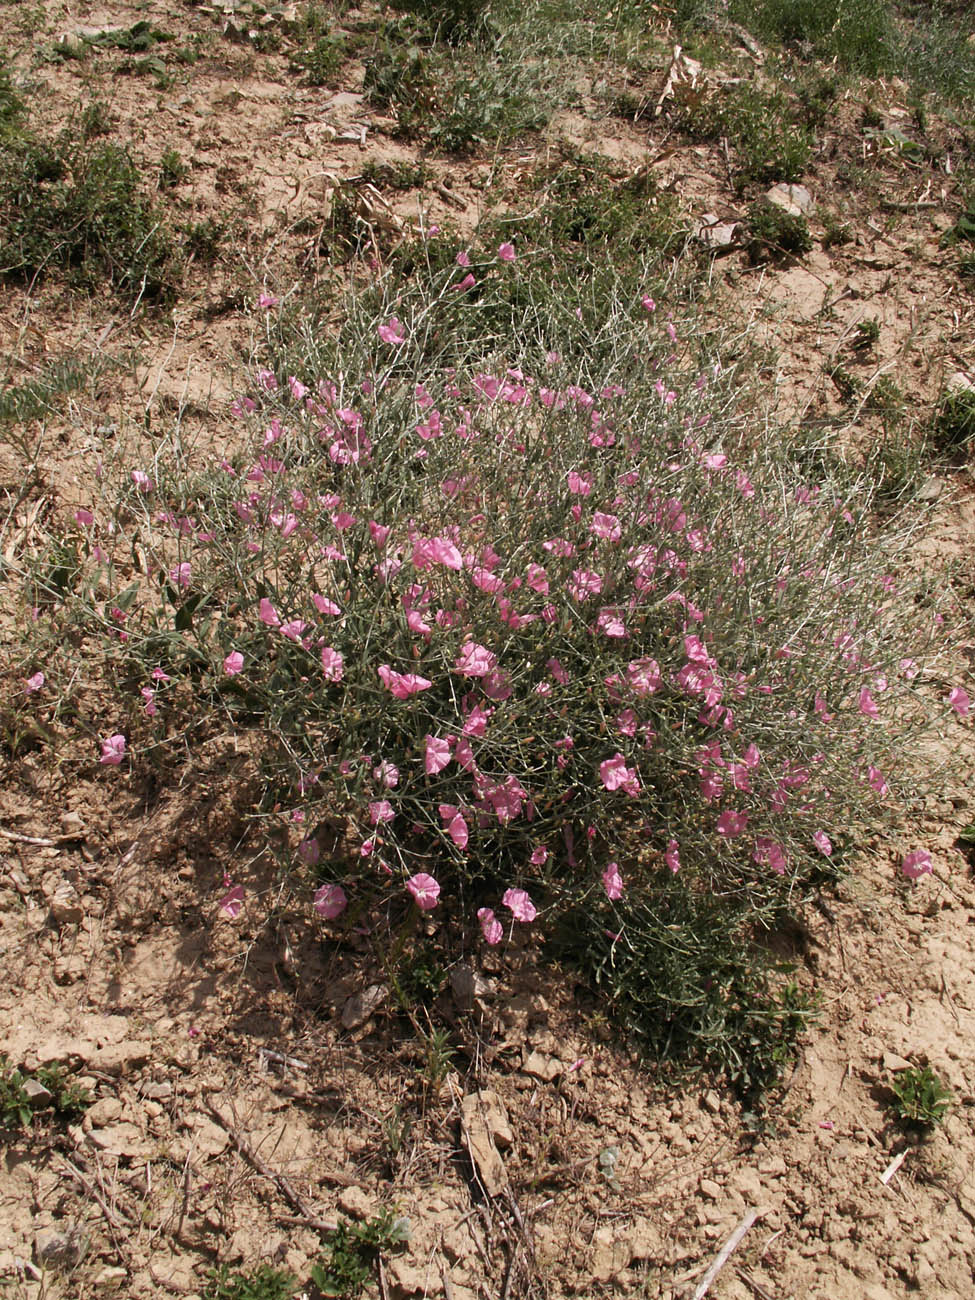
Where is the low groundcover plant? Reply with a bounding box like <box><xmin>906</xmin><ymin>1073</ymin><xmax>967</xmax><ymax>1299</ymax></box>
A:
<box><xmin>22</xmin><ymin>245</ymin><xmax>967</xmax><ymax>1088</ymax></box>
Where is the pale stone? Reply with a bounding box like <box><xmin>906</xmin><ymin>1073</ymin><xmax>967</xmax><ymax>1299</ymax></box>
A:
<box><xmin>341</xmin><ymin>984</ymin><xmax>388</xmax><ymax>1029</ymax></box>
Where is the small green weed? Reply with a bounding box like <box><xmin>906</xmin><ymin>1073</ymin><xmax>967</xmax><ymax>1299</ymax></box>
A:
<box><xmin>311</xmin><ymin>1210</ymin><xmax>410</xmax><ymax>1299</ymax></box>
<box><xmin>745</xmin><ymin>198</ymin><xmax>812</xmax><ymax>261</ymax></box>
<box><xmin>673</xmin><ymin>83</ymin><xmax>811</xmax><ymax>190</ymax></box>
<box><xmin>204</xmin><ymin>1263</ymin><xmax>297</xmax><ymax>1300</ymax></box>
<box><xmin>932</xmin><ymin>387</ymin><xmax>975</xmax><ymax>454</ymax></box>
<box><xmin>360</xmin><ymin>158</ymin><xmax>429</xmax><ymax>191</ymax></box>
<box><xmin>866</xmin><ymin>428</ymin><xmax>928</xmax><ymax>505</ymax></box>
<box><xmin>0</xmin><ymin>60</ymin><xmax>24</xmax><ymax>126</ymax></box>
<box><xmin>160</xmin><ymin>147</ymin><xmax>189</xmax><ymax>188</ymax></box>
<box><xmin>851</xmin><ymin>319</ymin><xmax>881</xmax><ymax>352</ymax></box>
<box><xmin>0</xmin><ymin>356</ymin><xmax>93</xmax><ymax>424</ymax></box>
<box><xmin>0</xmin><ymin>1055</ymin><xmax>91</xmax><ymax>1130</ymax></box>
<box><xmin>503</xmin><ymin>154</ymin><xmax>687</xmax><ymax>258</ymax></box>
<box><xmin>0</xmin><ymin>1057</ymin><xmax>33</xmax><ymax>1129</ymax></box>
<box><xmin>80</xmin><ymin>99</ymin><xmax>114</xmax><ymax>139</ymax></box>
<box><xmin>182</xmin><ymin>217</ymin><xmax>225</xmax><ymax>264</ymax></box>
<box><xmin>888</xmin><ymin>1064</ymin><xmax>952</xmax><ymax>1129</ymax></box>
<box><xmin>0</xmin><ymin>126</ymin><xmax>176</xmax><ymax>296</ymax></box>
<box><xmin>549</xmin><ymin>883</ymin><xmax>818</xmax><ymax>1101</ymax></box>
<box><xmin>291</xmin><ymin>34</ymin><xmax>347</xmax><ymax>86</ymax></box>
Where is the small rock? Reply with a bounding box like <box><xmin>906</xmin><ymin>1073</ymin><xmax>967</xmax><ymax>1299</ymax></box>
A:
<box><xmin>89</xmin><ymin>1041</ymin><xmax>153</xmax><ymax>1075</ymax></box>
<box><xmin>35</xmin><ymin>1228</ymin><xmax>87</xmax><ymax>1271</ymax></box>
<box><xmin>87</xmin><ymin>1122</ymin><xmax>153</xmax><ymax>1159</ymax></box>
<box><xmin>766</xmin><ymin>183</ymin><xmax>814</xmax><ymax>216</ymax></box>
<box><xmin>696</xmin><ymin>213</ymin><xmax>739</xmax><ymax>248</ymax></box>
<box><xmin>883</xmin><ymin>1051</ymin><xmax>914</xmax><ymax>1073</ymax></box>
<box><xmin>522</xmin><ymin>1050</ymin><xmax>561</xmax><ymax>1082</ymax></box>
<box><xmin>341</xmin><ymin>984</ymin><xmax>388</xmax><ymax>1030</ymax></box>
<box><xmin>22</xmin><ymin>1078</ymin><xmax>53</xmax><ymax>1104</ymax></box>
<box><xmin>946</xmin><ymin>371</ymin><xmax>974</xmax><ymax>395</ymax></box>
<box><xmin>449</xmin><ymin>965</ymin><xmax>494</xmax><ymax>1012</ymax></box>
<box><xmin>702</xmin><ymin>1089</ymin><xmax>722</xmax><ymax>1114</ymax></box>
<box><xmin>337</xmin><ymin>1186</ymin><xmax>376</xmax><ymax>1220</ymax></box>
<box><xmin>916</xmin><ymin>476</ymin><xmax>944</xmax><ymax>501</ymax></box>
<box><xmin>49</xmin><ymin>881</ymin><xmax>84</xmax><ymax>926</ymax></box>
<box><xmin>84</xmin><ymin>1097</ymin><xmax>124</xmax><ymax>1129</ymax></box>
<box><xmin>461</xmin><ymin>1092</ymin><xmax>512</xmax><ymax>1197</ymax></box>
<box><xmin>386</xmin><ymin>1255</ymin><xmax>432</xmax><ymax>1296</ymax></box>
<box><xmin>60</xmin><ymin>812</ymin><xmax>86</xmax><ymax>837</ymax></box>
<box><xmin>94</xmin><ymin>1266</ymin><xmax>128</xmax><ymax>1287</ymax></box>
<box><xmin>700</xmin><ymin>1178</ymin><xmax>722</xmax><ymax>1200</ymax></box>
<box><xmin>139</xmin><ymin>1080</ymin><xmax>173</xmax><ymax>1101</ymax></box>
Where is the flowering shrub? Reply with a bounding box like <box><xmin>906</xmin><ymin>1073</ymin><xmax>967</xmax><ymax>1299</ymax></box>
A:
<box><xmin>29</xmin><ymin>248</ymin><xmax>965</xmax><ymax>1086</ymax></box>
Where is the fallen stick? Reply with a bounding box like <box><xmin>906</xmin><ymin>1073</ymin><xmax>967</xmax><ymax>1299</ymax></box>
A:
<box><xmin>203</xmin><ymin>1101</ymin><xmax>336</xmax><ymax>1234</ymax></box>
<box><xmin>692</xmin><ymin>1209</ymin><xmax>763</xmax><ymax>1299</ymax></box>
<box><xmin>736</xmin><ymin>1265</ymin><xmax>778</xmax><ymax>1299</ymax></box>
<box><xmin>0</xmin><ymin>826</ymin><xmax>58</xmax><ymax>846</ymax></box>
<box><xmin>880</xmin><ymin>1150</ymin><xmax>908</xmax><ymax>1186</ymax></box>
<box><xmin>258</xmin><ymin>1047</ymin><xmax>309</xmax><ymax>1071</ymax></box>
<box><xmin>58</xmin><ymin>1155</ymin><xmax>131</xmax><ymax>1230</ymax></box>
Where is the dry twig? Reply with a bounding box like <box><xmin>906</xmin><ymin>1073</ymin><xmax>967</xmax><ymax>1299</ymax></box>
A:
<box><xmin>203</xmin><ymin>1101</ymin><xmax>337</xmax><ymax>1233</ymax></box>
<box><xmin>691</xmin><ymin>1208</ymin><xmax>764</xmax><ymax>1299</ymax></box>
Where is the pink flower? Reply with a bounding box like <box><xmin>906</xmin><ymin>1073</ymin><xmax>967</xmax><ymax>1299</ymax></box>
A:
<box><xmin>591</xmin><ymin>512</ymin><xmax>621</xmax><ymax>542</ymax></box>
<box><xmin>599</xmin><ymin>753</ymin><xmax>640</xmax><ymax>795</ymax></box>
<box><xmin>567</xmin><ymin>470</ymin><xmax>591</xmax><ymax>496</ymax></box>
<box><xmin>439</xmin><ymin>804</ymin><xmax>469</xmax><ymax>849</ymax></box>
<box><xmin>664</xmin><ymin>839</ymin><xmax>680</xmax><ymax>873</ymax></box>
<box><xmin>502</xmin><ymin>887</ymin><xmax>536</xmax><ymax>923</ymax></box>
<box><xmin>280</xmin><ymin>619</ymin><xmax>309</xmax><ymax>643</ymax></box>
<box><xmin>602</xmin><ymin>862</ymin><xmax>624</xmax><ymax>901</ymax></box>
<box><xmin>497</xmin><ymin>241</ymin><xmax>516</xmax><ymax>262</ymax></box>
<box><xmin>627</xmin><ymin>658</ymin><xmax>661</xmax><ymax>696</ymax></box>
<box><xmin>569</xmin><ymin>569</ymin><xmax>603</xmax><ymax>600</ymax></box>
<box><xmin>530</xmin><ymin>845</ymin><xmax>549</xmax><ymax>866</ymax></box>
<box><xmin>406</xmin><ymin>872</ymin><xmax>441</xmax><ymax>911</ymax></box>
<box><xmin>901</xmin><ymin>849</ymin><xmax>932</xmax><ymax>881</ymax></box>
<box><xmin>259</xmin><ymin>597</ymin><xmax>281</xmax><ymax>627</ymax></box>
<box><xmin>948</xmin><ymin>686</ymin><xmax>970</xmax><ymax>718</ymax></box>
<box><xmin>24</xmin><ymin>672</ymin><xmax>44</xmax><ymax>694</ymax></box>
<box><xmin>378</xmin><ymin>665</ymin><xmax>433</xmax><ymax>697</ymax></box>
<box><xmin>373</xmin><ymin>761</ymin><xmax>400</xmax><ymax>788</ymax></box>
<box><xmin>425</xmin><ymin>735</ymin><xmax>453</xmax><ymax>775</ymax></box>
<box><xmin>641</xmin><ymin>295</ymin><xmax>655</xmax><ymax>313</ymax></box>
<box><xmin>752</xmin><ymin>836</ymin><xmax>787</xmax><ymax>874</ymax></box>
<box><xmin>131</xmin><ymin>469</ymin><xmax>153</xmax><ymax>492</ymax></box>
<box><xmin>525</xmin><ymin>563</ymin><xmax>549</xmax><ymax>594</ymax></box>
<box><xmin>223</xmin><ymin>650</ymin><xmax>244</xmax><ymax>676</ymax></box>
<box><xmin>312</xmin><ymin>593</ymin><xmax>342</xmax><ymax>616</ymax></box>
<box><xmin>219</xmin><ymin>884</ymin><xmax>245</xmax><ymax>918</ymax></box>
<box><xmin>298</xmin><ymin>837</ymin><xmax>320</xmax><ymax>866</ymax></box>
<box><xmin>378</xmin><ymin>317</ymin><xmax>406</xmax><ymax>345</ymax></box>
<box><xmin>369</xmin><ymin>800</ymin><xmax>395</xmax><ymax>825</ymax></box>
<box><xmin>478</xmin><ymin>907</ymin><xmax>503</xmax><ymax>945</ymax></box>
<box><xmin>866</xmin><ymin>765</ymin><xmax>888</xmax><ymax>795</ymax></box>
<box><xmin>452</xmin><ymin>273</ymin><xmax>476</xmax><ymax>292</ymax></box>
<box><xmin>74</xmin><ymin>508</ymin><xmax>94</xmax><ymax>527</ymax></box>
<box><xmin>258</xmin><ymin>292</ymin><xmax>279</xmax><ymax>308</ymax></box>
<box><xmin>455</xmin><ymin>641</ymin><xmax>497</xmax><ymax>677</ymax></box>
<box><xmin>596</xmin><ymin>608</ymin><xmax>627</xmax><ymax>638</ymax></box>
<box><xmin>456</xmin><ymin>250</ymin><xmax>471</xmax><ymax>267</ymax></box>
<box><xmin>320</xmin><ymin>647</ymin><xmax>344</xmax><ymax>681</ymax></box>
<box><xmin>100</xmin><ymin>734</ymin><xmax>126</xmax><ymax>765</ymax></box>
<box><xmin>314</xmin><ymin>883</ymin><xmax>348</xmax><ymax>919</ymax></box>
<box><xmin>716</xmin><ymin>810</ymin><xmax>748</xmax><ymax>838</ymax></box>
<box><xmin>859</xmin><ymin>687</ymin><xmax>880</xmax><ymax>720</ymax></box>
<box><xmin>812</xmin><ymin>830</ymin><xmax>832</xmax><ymax>856</ymax></box>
